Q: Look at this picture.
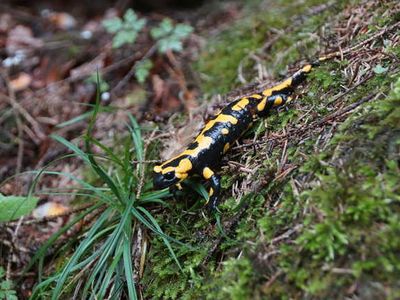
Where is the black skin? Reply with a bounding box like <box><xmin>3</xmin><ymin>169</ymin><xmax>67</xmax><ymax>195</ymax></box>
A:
<box><xmin>153</xmin><ymin>63</ymin><xmax>316</xmax><ymax>212</ymax></box>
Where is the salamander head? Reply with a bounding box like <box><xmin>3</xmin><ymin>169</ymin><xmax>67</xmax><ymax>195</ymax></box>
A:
<box><xmin>153</xmin><ymin>156</ymin><xmax>192</xmax><ymax>190</ymax></box>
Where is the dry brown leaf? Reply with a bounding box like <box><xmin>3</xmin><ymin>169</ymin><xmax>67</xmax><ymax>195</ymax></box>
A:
<box><xmin>160</xmin><ymin>115</ymin><xmax>203</xmax><ymax>160</ymax></box>
<box><xmin>0</xmin><ymin>13</ymin><xmax>13</xmax><ymax>32</ymax></box>
<box><xmin>32</xmin><ymin>202</ymin><xmax>69</xmax><ymax>218</ymax></box>
<box><xmin>48</xmin><ymin>12</ymin><xmax>77</xmax><ymax>30</ymax></box>
<box><xmin>6</xmin><ymin>25</ymin><xmax>43</xmax><ymax>54</ymax></box>
<box><xmin>10</xmin><ymin>72</ymin><xmax>32</xmax><ymax>91</ymax></box>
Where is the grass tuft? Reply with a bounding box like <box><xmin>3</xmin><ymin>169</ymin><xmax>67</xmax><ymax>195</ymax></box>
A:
<box><xmin>28</xmin><ymin>77</ymin><xmax>186</xmax><ymax>299</ymax></box>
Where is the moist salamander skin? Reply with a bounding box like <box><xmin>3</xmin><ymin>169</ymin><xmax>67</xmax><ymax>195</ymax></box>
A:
<box><xmin>153</xmin><ymin>63</ymin><xmax>315</xmax><ymax>211</ymax></box>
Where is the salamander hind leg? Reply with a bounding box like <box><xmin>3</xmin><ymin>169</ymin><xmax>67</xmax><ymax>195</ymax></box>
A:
<box><xmin>202</xmin><ymin>167</ymin><xmax>221</xmax><ymax>212</ymax></box>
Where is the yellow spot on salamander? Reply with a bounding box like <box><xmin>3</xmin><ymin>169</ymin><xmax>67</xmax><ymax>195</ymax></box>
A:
<box><xmin>176</xmin><ymin>173</ymin><xmax>188</xmax><ymax>179</ymax></box>
<box><xmin>302</xmin><ymin>64</ymin><xmax>312</xmax><ymax>73</ymax></box>
<box><xmin>156</xmin><ymin>114</ymin><xmax>238</xmax><ymax>172</ymax></box>
<box><xmin>182</xmin><ymin>135</ymin><xmax>213</xmax><ymax>157</ymax></box>
<box><xmin>257</xmin><ymin>97</ymin><xmax>267</xmax><ymax>112</ymax></box>
<box><xmin>221</xmin><ymin>128</ymin><xmax>229</xmax><ymax>135</ymax></box>
<box><xmin>160</xmin><ymin>158</ymin><xmax>192</xmax><ymax>179</ymax></box>
<box><xmin>201</xmin><ymin>114</ymin><xmax>238</xmax><ymax>134</ymax></box>
<box><xmin>319</xmin><ymin>56</ymin><xmax>328</xmax><ymax>62</ymax></box>
<box><xmin>160</xmin><ymin>166</ymin><xmax>175</xmax><ymax>174</ymax></box>
<box><xmin>223</xmin><ymin>143</ymin><xmax>230</xmax><ymax>153</ymax></box>
<box><xmin>262</xmin><ymin>78</ymin><xmax>293</xmax><ymax>97</ymax></box>
<box><xmin>232</xmin><ymin>98</ymin><xmax>249</xmax><ymax>111</ymax></box>
<box><xmin>250</xmin><ymin>94</ymin><xmax>263</xmax><ymax>99</ymax></box>
<box><xmin>209</xmin><ymin>187</ymin><xmax>214</xmax><ymax>197</ymax></box>
<box><xmin>175</xmin><ymin>158</ymin><xmax>192</xmax><ymax>179</ymax></box>
<box><xmin>202</xmin><ymin>167</ymin><xmax>214</xmax><ymax>179</ymax></box>
<box><xmin>176</xmin><ymin>183</ymin><xmax>183</xmax><ymax>190</ymax></box>
<box><xmin>273</xmin><ymin>96</ymin><xmax>283</xmax><ymax>106</ymax></box>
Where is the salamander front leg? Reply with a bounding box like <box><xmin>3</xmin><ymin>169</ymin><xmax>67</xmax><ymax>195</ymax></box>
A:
<box><xmin>202</xmin><ymin>167</ymin><xmax>221</xmax><ymax>212</ymax></box>
<box><xmin>208</xmin><ymin>174</ymin><xmax>221</xmax><ymax>212</ymax></box>
<box><xmin>169</xmin><ymin>183</ymin><xmax>183</xmax><ymax>198</ymax></box>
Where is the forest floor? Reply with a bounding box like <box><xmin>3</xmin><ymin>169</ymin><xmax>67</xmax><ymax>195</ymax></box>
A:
<box><xmin>1</xmin><ymin>0</ymin><xmax>400</xmax><ymax>299</ymax></box>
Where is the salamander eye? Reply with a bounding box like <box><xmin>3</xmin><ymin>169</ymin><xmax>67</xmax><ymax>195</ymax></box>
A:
<box><xmin>164</xmin><ymin>172</ymin><xmax>175</xmax><ymax>181</ymax></box>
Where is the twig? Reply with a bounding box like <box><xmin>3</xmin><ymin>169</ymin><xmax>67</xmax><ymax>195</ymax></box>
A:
<box><xmin>0</xmin><ymin>92</ymin><xmax>46</xmax><ymax>141</ymax></box>
<box><xmin>31</xmin><ymin>51</ymin><xmax>144</xmax><ymax>96</ymax></box>
<box><xmin>6</xmin><ymin>217</ymin><xmax>24</xmax><ymax>281</ymax></box>
<box><xmin>314</xmin><ymin>93</ymin><xmax>376</xmax><ymax>127</ymax></box>
<box><xmin>261</xmin><ymin>269</ymin><xmax>283</xmax><ymax>292</ymax></box>
<box><xmin>338</xmin><ymin>20</ymin><xmax>400</xmax><ymax>57</ymax></box>
<box><xmin>1</xmin><ymin>71</ymin><xmax>24</xmax><ymax>176</ymax></box>
<box><xmin>136</xmin><ymin>130</ymin><xmax>157</xmax><ymax>199</ymax></box>
<box><xmin>270</xmin><ymin>224</ymin><xmax>303</xmax><ymax>245</ymax></box>
<box><xmin>131</xmin><ymin>159</ymin><xmax>161</xmax><ymax>164</ymax></box>
<box><xmin>203</xmin><ymin>204</ymin><xmax>249</xmax><ymax>264</ymax></box>
<box><xmin>327</xmin><ymin>72</ymin><xmax>375</xmax><ymax>105</ymax></box>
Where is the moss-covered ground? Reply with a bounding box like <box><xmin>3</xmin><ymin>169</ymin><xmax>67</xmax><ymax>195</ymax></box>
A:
<box><xmin>141</xmin><ymin>0</ymin><xmax>400</xmax><ymax>298</ymax></box>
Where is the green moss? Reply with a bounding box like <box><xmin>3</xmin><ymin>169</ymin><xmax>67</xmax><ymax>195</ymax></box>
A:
<box><xmin>204</xmin><ymin>258</ymin><xmax>255</xmax><ymax>300</ymax></box>
<box><xmin>195</xmin><ymin>0</ymin><xmax>347</xmax><ymax>95</ymax></box>
<box><xmin>263</xmin><ymin>76</ymin><xmax>400</xmax><ymax>298</ymax></box>
<box><xmin>143</xmin><ymin>0</ymin><xmax>400</xmax><ymax>299</ymax></box>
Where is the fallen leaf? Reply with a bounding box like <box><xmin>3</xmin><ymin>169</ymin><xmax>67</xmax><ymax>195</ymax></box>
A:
<box><xmin>0</xmin><ymin>13</ymin><xmax>13</xmax><ymax>32</ymax></box>
<box><xmin>6</xmin><ymin>25</ymin><xmax>43</xmax><ymax>54</ymax></box>
<box><xmin>10</xmin><ymin>72</ymin><xmax>32</xmax><ymax>91</ymax></box>
<box><xmin>48</xmin><ymin>12</ymin><xmax>77</xmax><ymax>30</ymax></box>
<box><xmin>151</xmin><ymin>74</ymin><xmax>181</xmax><ymax>112</ymax></box>
<box><xmin>32</xmin><ymin>202</ymin><xmax>69</xmax><ymax>218</ymax></box>
<box><xmin>160</xmin><ymin>115</ymin><xmax>203</xmax><ymax>160</ymax></box>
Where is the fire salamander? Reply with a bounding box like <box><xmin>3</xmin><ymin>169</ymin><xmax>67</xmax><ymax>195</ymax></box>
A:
<box><xmin>153</xmin><ymin>57</ymin><xmax>334</xmax><ymax>212</ymax></box>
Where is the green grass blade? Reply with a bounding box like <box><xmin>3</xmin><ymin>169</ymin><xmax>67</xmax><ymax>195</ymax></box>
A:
<box><xmin>185</xmin><ymin>180</ymin><xmax>209</xmax><ymax>201</ymax></box>
<box><xmin>37</xmin><ymin>170</ymin><xmax>111</xmax><ymax>204</ymax></box>
<box><xmin>83</xmin><ymin>202</ymin><xmax>133</xmax><ymax>296</ymax></box>
<box><xmin>140</xmin><ymin>189</ymin><xmax>171</xmax><ymax>201</ymax></box>
<box><xmin>81</xmin><ymin>73</ymin><xmax>124</xmax><ymax>203</ymax></box>
<box><xmin>131</xmin><ymin>207</ymin><xmax>190</xmax><ymax>248</ymax></box>
<box><xmin>138</xmin><ymin>198</ymin><xmax>170</xmax><ymax>207</ymax></box>
<box><xmin>55</xmin><ymin>104</ymin><xmax>117</xmax><ymax>128</ymax></box>
<box><xmin>50</xmin><ymin>134</ymin><xmax>90</xmax><ymax>164</ymax></box>
<box><xmin>127</xmin><ymin>114</ymin><xmax>143</xmax><ymax>161</ymax></box>
<box><xmin>56</xmin><ymin>111</ymin><xmax>94</xmax><ymax>128</ymax></box>
<box><xmin>123</xmin><ymin>217</ymin><xmax>137</xmax><ymax>300</ymax></box>
<box><xmin>52</xmin><ymin>208</ymin><xmax>113</xmax><ymax>299</ymax></box>
<box><xmin>24</xmin><ymin>203</ymin><xmax>101</xmax><ymax>277</ymax></box>
<box><xmin>137</xmin><ymin>206</ymin><xmax>183</xmax><ymax>271</ymax></box>
<box><xmin>86</xmin><ymin>136</ymin><xmax>124</xmax><ymax>167</ymax></box>
<box><xmin>96</xmin><ymin>246</ymin><xmax>124</xmax><ymax>299</ymax></box>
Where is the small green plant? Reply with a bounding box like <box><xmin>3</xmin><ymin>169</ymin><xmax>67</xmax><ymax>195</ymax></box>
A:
<box><xmin>150</xmin><ymin>19</ymin><xmax>193</xmax><ymax>53</ymax></box>
<box><xmin>103</xmin><ymin>10</ymin><xmax>193</xmax><ymax>83</ymax></box>
<box><xmin>134</xmin><ymin>59</ymin><xmax>153</xmax><ymax>83</ymax></box>
<box><xmin>85</xmin><ymin>73</ymin><xmax>109</xmax><ymax>93</ymax></box>
<box><xmin>0</xmin><ymin>267</ymin><xmax>17</xmax><ymax>300</ymax></box>
<box><xmin>373</xmin><ymin>64</ymin><xmax>388</xmax><ymax>74</ymax></box>
<box><xmin>28</xmin><ymin>78</ymin><xmax>185</xmax><ymax>299</ymax></box>
<box><xmin>103</xmin><ymin>9</ymin><xmax>146</xmax><ymax>48</ymax></box>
